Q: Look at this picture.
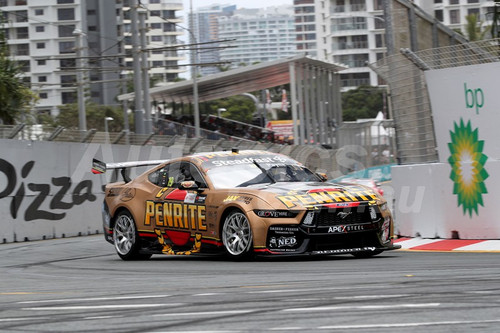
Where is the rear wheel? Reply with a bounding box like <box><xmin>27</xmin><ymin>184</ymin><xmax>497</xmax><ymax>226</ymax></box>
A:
<box><xmin>222</xmin><ymin>210</ymin><xmax>253</xmax><ymax>259</ymax></box>
<box><xmin>113</xmin><ymin>211</ymin><xmax>151</xmax><ymax>260</ymax></box>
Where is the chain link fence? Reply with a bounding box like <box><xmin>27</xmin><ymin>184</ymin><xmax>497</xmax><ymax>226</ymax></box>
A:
<box><xmin>371</xmin><ymin>0</ymin><xmax>500</xmax><ymax>165</ymax></box>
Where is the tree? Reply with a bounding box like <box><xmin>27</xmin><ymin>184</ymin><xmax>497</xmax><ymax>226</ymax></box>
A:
<box><xmin>341</xmin><ymin>85</ymin><xmax>385</xmax><ymax>121</ymax></box>
<box><xmin>464</xmin><ymin>14</ymin><xmax>491</xmax><ymax>41</ymax></box>
<box><xmin>203</xmin><ymin>96</ymin><xmax>255</xmax><ymax>124</ymax></box>
<box><xmin>55</xmin><ymin>102</ymin><xmax>129</xmax><ymax>131</ymax></box>
<box><xmin>0</xmin><ymin>23</ymin><xmax>37</xmax><ymax>124</ymax></box>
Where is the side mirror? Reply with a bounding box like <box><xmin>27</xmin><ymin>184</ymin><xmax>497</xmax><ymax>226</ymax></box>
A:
<box><xmin>316</xmin><ymin>172</ymin><xmax>327</xmax><ymax>182</ymax></box>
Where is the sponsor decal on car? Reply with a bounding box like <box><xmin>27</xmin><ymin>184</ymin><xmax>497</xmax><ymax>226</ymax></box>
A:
<box><xmin>155</xmin><ymin>228</ymin><xmax>203</xmax><ymax>255</ymax></box>
<box><xmin>144</xmin><ymin>200</ymin><xmax>207</xmax><ymax>231</ymax></box>
<box><xmin>276</xmin><ymin>189</ymin><xmax>378</xmax><ymax>208</ymax></box>
<box><xmin>312</xmin><ymin>247</ymin><xmax>377</xmax><ymax>255</ymax></box>
<box><xmin>223</xmin><ymin>195</ymin><xmax>253</xmax><ymax>204</ymax></box>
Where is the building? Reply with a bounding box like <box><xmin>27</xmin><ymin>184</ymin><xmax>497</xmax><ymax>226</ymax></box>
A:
<box><xmin>294</xmin><ymin>0</ymin><xmax>318</xmax><ymax>58</ymax></box>
<box><xmin>122</xmin><ymin>0</ymin><xmax>185</xmax><ymax>84</ymax></box>
<box><xmin>315</xmin><ymin>0</ymin><xmax>496</xmax><ymax>91</ymax></box>
<box><xmin>215</xmin><ymin>5</ymin><xmax>298</xmax><ymax>69</ymax></box>
<box><xmin>0</xmin><ymin>0</ymin><xmax>123</xmax><ymax>117</ymax></box>
<box><xmin>315</xmin><ymin>0</ymin><xmax>385</xmax><ymax>90</ymax></box>
<box><xmin>0</xmin><ymin>0</ymin><xmax>185</xmax><ymax>119</ymax></box>
<box><xmin>188</xmin><ymin>4</ymin><xmax>236</xmax><ymax>76</ymax></box>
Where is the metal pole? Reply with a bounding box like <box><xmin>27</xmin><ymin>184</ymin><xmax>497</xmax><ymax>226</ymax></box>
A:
<box><xmin>131</xmin><ymin>0</ymin><xmax>144</xmax><ymax>134</ymax></box>
<box><xmin>74</xmin><ymin>29</ymin><xmax>87</xmax><ymax>133</ymax></box>
<box><xmin>190</xmin><ymin>0</ymin><xmax>201</xmax><ymax>138</ymax></box>
<box><xmin>139</xmin><ymin>9</ymin><xmax>152</xmax><ymax>134</ymax></box>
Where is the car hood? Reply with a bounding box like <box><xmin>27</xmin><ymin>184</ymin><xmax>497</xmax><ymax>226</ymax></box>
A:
<box><xmin>240</xmin><ymin>181</ymin><xmax>381</xmax><ymax>209</ymax></box>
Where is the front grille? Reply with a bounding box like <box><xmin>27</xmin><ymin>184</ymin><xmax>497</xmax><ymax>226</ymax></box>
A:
<box><xmin>315</xmin><ymin>205</ymin><xmax>376</xmax><ymax>227</ymax></box>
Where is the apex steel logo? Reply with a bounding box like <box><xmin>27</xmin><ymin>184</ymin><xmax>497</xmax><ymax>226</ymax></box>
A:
<box><xmin>448</xmin><ymin>118</ymin><xmax>488</xmax><ymax>217</ymax></box>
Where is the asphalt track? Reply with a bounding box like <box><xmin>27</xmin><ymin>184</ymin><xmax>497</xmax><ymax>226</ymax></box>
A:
<box><xmin>1</xmin><ymin>235</ymin><xmax>500</xmax><ymax>332</ymax></box>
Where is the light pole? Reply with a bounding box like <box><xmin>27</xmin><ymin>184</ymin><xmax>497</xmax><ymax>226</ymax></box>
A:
<box><xmin>104</xmin><ymin>117</ymin><xmax>114</xmax><ymax>143</ymax></box>
<box><xmin>189</xmin><ymin>0</ymin><xmax>201</xmax><ymax>138</ymax></box>
<box><xmin>217</xmin><ymin>108</ymin><xmax>226</xmax><ymax>118</ymax></box>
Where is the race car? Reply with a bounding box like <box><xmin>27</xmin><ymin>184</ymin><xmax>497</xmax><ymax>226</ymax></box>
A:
<box><xmin>92</xmin><ymin>149</ymin><xmax>399</xmax><ymax>260</ymax></box>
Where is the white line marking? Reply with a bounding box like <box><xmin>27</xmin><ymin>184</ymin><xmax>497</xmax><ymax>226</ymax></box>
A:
<box><xmin>18</xmin><ymin>294</ymin><xmax>171</xmax><ymax>304</ymax></box>
<box><xmin>23</xmin><ymin>303</ymin><xmax>183</xmax><ymax>311</ymax></box>
<box><xmin>84</xmin><ymin>315</ymin><xmax>120</xmax><ymax>320</ymax></box>
<box><xmin>247</xmin><ymin>286</ymin><xmax>363</xmax><ymax>294</ymax></box>
<box><xmin>152</xmin><ymin>310</ymin><xmax>253</xmax><ymax>317</ymax></box>
<box><xmin>319</xmin><ymin>319</ymin><xmax>500</xmax><ymax>330</ymax></box>
<box><xmin>0</xmin><ymin>317</ymin><xmax>48</xmax><ymax>322</ymax></box>
<box><xmin>192</xmin><ymin>293</ymin><xmax>220</xmax><ymax>296</ymax></box>
<box><xmin>283</xmin><ymin>303</ymin><xmax>440</xmax><ymax>312</ymax></box>
<box><xmin>332</xmin><ymin>294</ymin><xmax>410</xmax><ymax>300</ymax></box>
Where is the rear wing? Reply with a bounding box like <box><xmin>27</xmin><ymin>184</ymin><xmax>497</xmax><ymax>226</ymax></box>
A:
<box><xmin>92</xmin><ymin>158</ymin><xmax>169</xmax><ymax>183</ymax></box>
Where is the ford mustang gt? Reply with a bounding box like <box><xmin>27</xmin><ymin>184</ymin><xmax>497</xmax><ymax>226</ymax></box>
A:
<box><xmin>92</xmin><ymin>149</ymin><xmax>399</xmax><ymax>260</ymax></box>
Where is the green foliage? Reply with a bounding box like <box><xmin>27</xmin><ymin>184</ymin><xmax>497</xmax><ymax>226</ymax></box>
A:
<box><xmin>54</xmin><ymin>102</ymin><xmax>130</xmax><ymax>131</ymax></box>
<box><xmin>0</xmin><ymin>23</ymin><xmax>38</xmax><ymax>124</ymax></box>
<box><xmin>341</xmin><ymin>85</ymin><xmax>384</xmax><ymax>121</ymax></box>
<box><xmin>464</xmin><ymin>14</ymin><xmax>491</xmax><ymax>41</ymax></box>
<box><xmin>203</xmin><ymin>96</ymin><xmax>255</xmax><ymax>123</ymax></box>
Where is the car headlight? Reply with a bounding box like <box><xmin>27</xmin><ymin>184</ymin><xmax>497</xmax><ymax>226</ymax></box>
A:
<box><xmin>253</xmin><ymin>210</ymin><xmax>298</xmax><ymax>218</ymax></box>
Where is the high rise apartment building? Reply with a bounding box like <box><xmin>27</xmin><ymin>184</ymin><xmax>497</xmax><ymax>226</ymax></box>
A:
<box><xmin>122</xmin><ymin>0</ymin><xmax>185</xmax><ymax>83</ymax></box>
<box><xmin>218</xmin><ymin>6</ymin><xmax>298</xmax><ymax>68</ymax></box>
<box><xmin>0</xmin><ymin>0</ymin><xmax>123</xmax><ymax>117</ymax></box>
<box><xmin>188</xmin><ymin>4</ymin><xmax>235</xmax><ymax>76</ymax></box>
<box><xmin>294</xmin><ymin>0</ymin><xmax>318</xmax><ymax>58</ymax></box>
<box><xmin>0</xmin><ymin>0</ymin><xmax>185</xmax><ymax>118</ymax></box>
<box><xmin>315</xmin><ymin>0</ymin><xmax>496</xmax><ymax>91</ymax></box>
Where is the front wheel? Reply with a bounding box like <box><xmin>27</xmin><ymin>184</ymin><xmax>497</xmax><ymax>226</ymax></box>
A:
<box><xmin>222</xmin><ymin>210</ymin><xmax>253</xmax><ymax>259</ymax></box>
<box><xmin>113</xmin><ymin>211</ymin><xmax>151</xmax><ymax>260</ymax></box>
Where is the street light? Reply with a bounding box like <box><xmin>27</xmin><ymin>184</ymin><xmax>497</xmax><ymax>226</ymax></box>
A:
<box><xmin>104</xmin><ymin>117</ymin><xmax>114</xmax><ymax>143</ymax></box>
<box><xmin>217</xmin><ymin>108</ymin><xmax>227</xmax><ymax>118</ymax></box>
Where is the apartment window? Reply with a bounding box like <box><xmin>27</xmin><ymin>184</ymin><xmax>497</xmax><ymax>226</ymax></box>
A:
<box><xmin>88</xmin><ymin>26</ymin><xmax>96</xmax><ymax>31</ymax></box>
<box><xmin>467</xmin><ymin>0</ymin><xmax>479</xmax><ymax>3</ymax></box>
<box><xmin>16</xmin><ymin>0</ymin><xmax>27</xmax><ymax>4</ymax></box>
<box><xmin>449</xmin><ymin>0</ymin><xmax>459</xmax><ymax>4</ymax></box>
<box><xmin>435</xmin><ymin>10</ymin><xmax>444</xmax><ymax>22</ymax></box>
<box><xmin>58</xmin><ymin>25</ymin><xmax>75</xmax><ymax>37</ymax></box>
<box><xmin>450</xmin><ymin>9</ymin><xmax>460</xmax><ymax>24</ymax></box>
<box><xmin>34</xmin><ymin>9</ymin><xmax>44</xmax><ymax>16</ymax></box>
<box><xmin>61</xmin><ymin>92</ymin><xmax>76</xmax><ymax>104</ymax></box>
<box><xmin>60</xmin><ymin>75</ymin><xmax>76</xmax><ymax>87</ymax></box>
<box><xmin>37</xmin><ymin>59</ymin><xmax>46</xmax><ymax>65</ymax></box>
<box><xmin>434</xmin><ymin>0</ymin><xmax>442</xmax><ymax>3</ymax></box>
<box><xmin>35</xmin><ymin>26</ymin><xmax>45</xmax><ymax>32</ymax></box>
<box><xmin>38</xmin><ymin>76</ymin><xmax>47</xmax><ymax>82</ymax></box>
<box><xmin>375</xmin><ymin>34</ymin><xmax>385</xmax><ymax>48</ymax></box>
<box><xmin>468</xmin><ymin>8</ymin><xmax>480</xmax><ymax>16</ymax></box>
<box><xmin>59</xmin><ymin>41</ymin><xmax>75</xmax><ymax>54</ymax></box>
<box><xmin>17</xmin><ymin>43</ymin><xmax>29</xmax><ymax>56</ymax></box>
<box><xmin>16</xmin><ymin>27</ymin><xmax>28</xmax><ymax>39</ymax></box>
<box><xmin>57</xmin><ymin>8</ymin><xmax>75</xmax><ymax>21</ymax></box>
<box><xmin>374</xmin><ymin>0</ymin><xmax>383</xmax><ymax>11</ymax></box>
<box><xmin>151</xmin><ymin>35</ymin><xmax>162</xmax><ymax>42</ymax></box>
<box><xmin>36</xmin><ymin>42</ymin><xmax>45</xmax><ymax>49</ymax></box>
<box><xmin>39</xmin><ymin>93</ymin><xmax>48</xmax><ymax>99</ymax></box>
<box><xmin>151</xmin><ymin>23</ymin><xmax>161</xmax><ymax>29</ymax></box>
<box><xmin>150</xmin><ymin>10</ymin><xmax>160</xmax><ymax>17</ymax></box>
<box><xmin>150</xmin><ymin>0</ymin><xmax>160</xmax><ymax>3</ymax></box>
<box><xmin>57</xmin><ymin>0</ymin><xmax>75</xmax><ymax>3</ymax></box>
<box><xmin>60</xmin><ymin>58</ymin><xmax>76</xmax><ymax>69</ymax></box>
<box><xmin>87</xmin><ymin>9</ymin><xmax>96</xmax><ymax>15</ymax></box>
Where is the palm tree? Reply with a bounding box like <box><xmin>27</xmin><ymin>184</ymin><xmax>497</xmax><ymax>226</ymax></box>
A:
<box><xmin>0</xmin><ymin>22</ymin><xmax>37</xmax><ymax>124</ymax></box>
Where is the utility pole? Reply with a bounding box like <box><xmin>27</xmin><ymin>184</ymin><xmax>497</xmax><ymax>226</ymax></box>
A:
<box><xmin>73</xmin><ymin>29</ymin><xmax>87</xmax><ymax>134</ymax></box>
<box><xmin>139</xmin><ymin>8</ymin><xmax>152</xmax><ymax>134</ymax></box>
<box><xmin>189</xmin><ymin>0</ymin><xmax>201</xmax><ymax>138</ymax></box>
<box><xmin>131</xmin><ymin>0</ymin><xmax>144</xmax><ymax>134</ymax></box>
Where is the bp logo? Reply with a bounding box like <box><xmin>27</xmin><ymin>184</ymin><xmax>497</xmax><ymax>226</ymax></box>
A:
<box><xmin>448</xmin><ymin>118</ymin><xmax>488</xmax><ymax>217</ymax></box>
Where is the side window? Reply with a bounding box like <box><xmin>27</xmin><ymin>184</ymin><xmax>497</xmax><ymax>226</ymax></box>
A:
<box><xmin>147</xmin><ymin>162</ymin><xmax>207</xmax><ymax>188</ymax></box>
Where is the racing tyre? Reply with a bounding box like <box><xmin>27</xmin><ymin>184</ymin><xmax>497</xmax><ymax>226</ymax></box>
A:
<box><xmin>113</xmin><ymin>211</ymin><xmax>152</xmax><ymax>260</ymax></box>
<box><xmin>352</xmin><ymin>250</ymin><xmax>383</xmax><ymax>258</ymax></box>
<box><xmin>222</xmin><ymin>210</ymin><xmax>253</xmax><ymax>259</ymax></box>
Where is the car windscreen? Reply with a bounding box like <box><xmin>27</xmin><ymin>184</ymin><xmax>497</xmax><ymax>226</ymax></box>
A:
<box><xmin>207</xmin><ymin>163</ymin><xmax>320</xmax><ymax>188</ymax></box>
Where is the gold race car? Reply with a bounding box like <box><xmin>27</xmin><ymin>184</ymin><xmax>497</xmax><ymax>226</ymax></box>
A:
<box><xmin>92</xmin><ymin>150</ymin><xmax>399</xmax><ymax>260</ymax></box>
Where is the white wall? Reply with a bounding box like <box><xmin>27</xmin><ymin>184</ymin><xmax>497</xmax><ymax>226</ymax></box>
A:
<box><xmin>0</xmin><ymin>139</ymin><xmax>183</xmax><ymax>243</ymax></box>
